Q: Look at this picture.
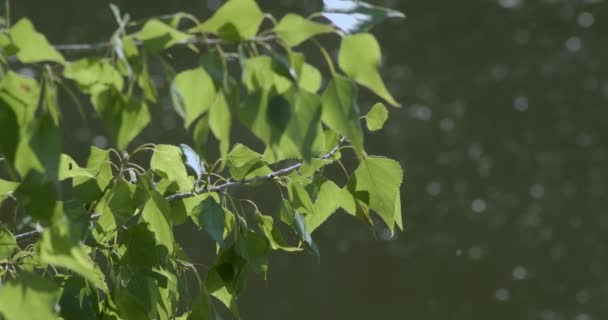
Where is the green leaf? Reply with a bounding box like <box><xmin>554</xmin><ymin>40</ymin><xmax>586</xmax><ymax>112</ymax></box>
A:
<box><xmin>322</xmin><ymin>0</ymin><xmax>405</xmax><ymax>34</ymax></box>
<box><xmin>306</xmin><ymin>179</ymin><xmax>356</xmax><ymax>233</ymax></box>
<box><xmin>0</xmin><ymin>272</ymin><xmax>62</xmax><ymax>320</ymax></box>
<box><xmin>339</xmin><ymin>33</ymin><xmax>400</xmax><ymax>107</ymax></box>
<box><xmin>288</xmin><ymin>181</ymin><xmax>315</xmax><ymax>215</ymax></box>
<box><xmin>39</xmin><ymin>216</ymin><xmax>108</xmax><ymax>291</ymax></box>
<box><xmin>171</xmin><ymin>68</ymin><xmax>216</xmax><ymax>128</ymax></box>
<box><xmin>0</xmin><ymin>226</ymin><xmax>16</xmax><ymax>260</ymax></box>
<box><xmin>58</xmin><ymin>154</ymin><xmax>94</xmax><ymax>181</ymax></box>
<box><xmin>72</xmin><ymin>147</ymin><xmax>112</xmax><ymax>203</ymax></box>
<box><xmin>188</xmin><ymin>290</ymin><xmax>217</xmax><ymax>320</ymax></box>
<box><xmin>192</xmin><ymin>0</ymin><xmax>264</xmax><ymax>41</ymax></box>
<box><xmin>236</xmin><ymin>230</ymin><xmax>270</xmax><ymax>275</ymax></box>
<box><xmin>226</xmin><ymin>144</ymin><xmax>271</xmax><ymax>180</ymax></box>
<box><xmin>193</xmin><ymin>197</ymin><xmax>228</xmax><ymax>247</ymax></box>
<box><xmin>274</xmin><ymin>14</ymin><xmax>334</xmax><ymax>47</ymax></box>
<box><xmin>255</xmin><ymin>212</ymin><xmax>301</xmax><ymax>252</ymax></box>
<box><xmin>138</xmin><ymin>19</ymin><xmax>192</xmax><ymax>52</ymax></box>
<box><xmin>15</xmin><ymin>171</ymin><xmax>57</xmax><ymax>225</ymax></box>
<box><xmin>0</xmin><ymin>179</ymin><xmax>19</xmax><ymax>200</ymax></box>
<box><xmin>141</xmin><ymin>191</ymin><xmax>175</xmax><ymax>255</ymax></box>
<box><xmin>152</xmin><ymin>144</ymin><xmax>193</xmax><ymax>191</ymax></box>
<box><xmin>63</xmin><ymin>58</ymin><xmax>124</xmax><ymax>93</ymax></box>
<box><xmin>14</xmin><ymin>111</ymin><xmax>61</xmax><ymax>179</ymax></box>
<box><xmin>366</xmin><ymin>102</ymin><xmax>388</xmax><ymax>131</ymax></box>
<box><xmin>241</xmin><ymin>56</ymin><xmax>292</xmax><ymax>93</ymax></box>
<box><xmin>209</xmin><ymin>92</ymin><xmax>232</xmax><ymax>162</ymax></box>
<box><xmin>0</xmin><ymin>99</ymin><xmax>19</xmax><ymax>166</ymax></box>
<box><xmin>347</xmin><ymin>156</ymin><xmax>403</xmax><ymax>234</ymax></box>
<box><xmin>321</xmin><ymin>76</ymin><xmax>364</xmax><ymax>151</ymax></box>
<box><xmin>58</xmin><ymin>276</ymin><xmax>99</xmax><ymax>320</ymax></box>
<box><xmin>204</xmin><ymin>248</ymin><xmax>247</xmax><ymax>317</ymax></box>
<box><xmin>298</xmin><ymin>63</ymin><xmax>322</xmax><ymax>93</ymax></box>
<box><xmin>93</xmin><ymin>179</ymin><xmax>136</xmax><ymax>243</ymax></box>
<box><xmin>9</xmin><ymin>18</ymin><xmax>65</xmax><ymax>64</ymax></box>
<box><xmin>91</xmin><ymin>87</ymin><xmax>150</xmax><ymax>150</ymax></box>
<box><xmin>241</xmin><ymin>88</ymin><xmax>323</xmax><ymax>162</ymax></box>
<box><xmin>294</xmin><ymin>212</ymin><xmax>320</xmax><ymax>257</ymax></box>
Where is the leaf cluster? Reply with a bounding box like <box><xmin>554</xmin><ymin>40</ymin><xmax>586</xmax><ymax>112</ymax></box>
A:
<box><xmin>0</xmin><ymin>0</ymin><xmax>404</xmax><ymax>318</ymax></box>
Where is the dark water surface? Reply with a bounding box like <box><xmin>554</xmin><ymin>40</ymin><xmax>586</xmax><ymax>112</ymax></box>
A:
<box><xmin>13</xmin><ymin>0</ymin><xmax>608</xmax><ymax>319</ymax></box>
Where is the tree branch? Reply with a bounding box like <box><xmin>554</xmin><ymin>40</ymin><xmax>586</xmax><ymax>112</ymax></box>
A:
<box><xmin>166</xmin><ymin>137</ymin><xmax>346</xmax><ymax>202</ymax></box>
<box><xmin>52</xmin><ymin>34</ymin><xmax>277</xmax><ymax>53</ymax></box>
<box><xmin>13</xmin><ymin>137</ymin><xmax>346</xmax><ymax>241</ymax></box>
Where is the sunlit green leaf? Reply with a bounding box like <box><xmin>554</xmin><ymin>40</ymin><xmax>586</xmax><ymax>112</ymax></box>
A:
<box><xmin>141</xmin><ymin>191</ymin><xmax>175</xmax><ymax>255</ymax></box>
<box><xmin>9</xmin><ymin>18</ymin><xmax>65</xmax><ymax>64</ymax></box>
<box><xmin>274</xmin><ymin>14</ymin><xmax>334</xmax><ymax>47</ymax></box>
<box><xmin>39</xmin><ymin>215</ymin><xmax>108</xmax><ymax>291</ymax></box>
<box><xmin>209</xmin><ymin>92</ymin><xmax>232</xmax><ymax>161</ymax></box>
<box><xmin>347</xmin><ymin>156</ymin><xmax>403</xmax><ymax>234</ymax></box>
<box><xmin>366</xmin><ymin>102</ymin><xmax>388</xmax><ymax>131</ymax></box>
<box><xmin>306</xmin><ymin>178</ymin><xmax>356</xmax><ymax>232</ymax></box>
<box><xmin>241</xmin><ymin>88</ymin><xmax>323</xmax><ymax>162</ymax></box>
<box><xmin>171</xmin><ymin>68</ymin><xmax>216</xmax><ymax>128</ymax></box>
<box><xmin>321</xmin><ymin>76</ymin><xmax>364</xmax><ymax>151</ymax></box>
<box><xmin>151</xmin><ymin>144</ymin><xmax>192</xmax><ymax>192</ymax></box>
<box><xmin>72</xmin><ymin>147</ymin><xmax>113</xmax><ymax>203</ymax></box>
<box><xmin>58</xmin><ymin>154</ymin><xmax>94</xmax><ymax>181</ymax></box>
<box><xmin>0</xmin><ymin>226</ymin><xmax>16</xmax><ymax>261</ymax></box>
<box><xmin>139</xmin><ymin>19</ymin><xmax>192</xmax><ymax>52</ymax></box>
<box><xmin>192</xmin><ymin>0</ymin><xmax>264</xmax><ymax>41</ymax></box>
<box><xmin>255</xmin><ymin>212</ymin><xmax>301</xmax><ymax>252</ymax></box>
<box><xmin>298</xmin><ymin>63</ymin><xmax>322</xmax><ymax>93</ymax></box>
<box><xmin>226</xmin><ymin>144</ymin><xmax>271</xmax><ymax>180</ymax></box>
<box><xmin>322</xmin><ymin>0</ymin><xmax>405</xmax><ymax>34</ymax></box>
<box><xmin>0</xmin><ymin>272</ymin><xmax>62</xmax><ymax>320</ymax></box>
<box><xmin>63</xmin><ymin>58</ymin><xmax>124</xmax><ymax>93</ymax></box>
<box><xmin>242</xmin><ymin>56</ymin><xmax>292</xmax><ymax>93</ymax></box>
<box><xmin>339</xmin><ymin>33</ymin><xmax>399</xmax><ymax>107</ymax></box>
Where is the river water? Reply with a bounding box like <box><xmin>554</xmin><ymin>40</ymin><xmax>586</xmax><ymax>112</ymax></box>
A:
<box><xmin>13</xmin><ymin>0</ymin><xmax>608</xmax><ymax>319</ymax></box>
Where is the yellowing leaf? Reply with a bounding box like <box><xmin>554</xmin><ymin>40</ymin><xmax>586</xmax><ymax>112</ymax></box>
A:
<box><xmin>9</xmin><ymin>18</ymin><xmax>65</xmax><ymax>64</ymax></box>
<box><xmin>339</xmin><ymin>33</ymin><xmax>399</xmax><ymax>107</ymax></box>
<box><xmin>274</xmin><ymin>14</ymin><xmax>334</xmax><ymax>47</ymax></box>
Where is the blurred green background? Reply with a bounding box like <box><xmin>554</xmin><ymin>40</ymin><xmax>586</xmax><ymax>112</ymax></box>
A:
<box><xmin>12</xmin><ymin>0</ymin><xmax>608</xmax><ymax>319</ymax></box>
